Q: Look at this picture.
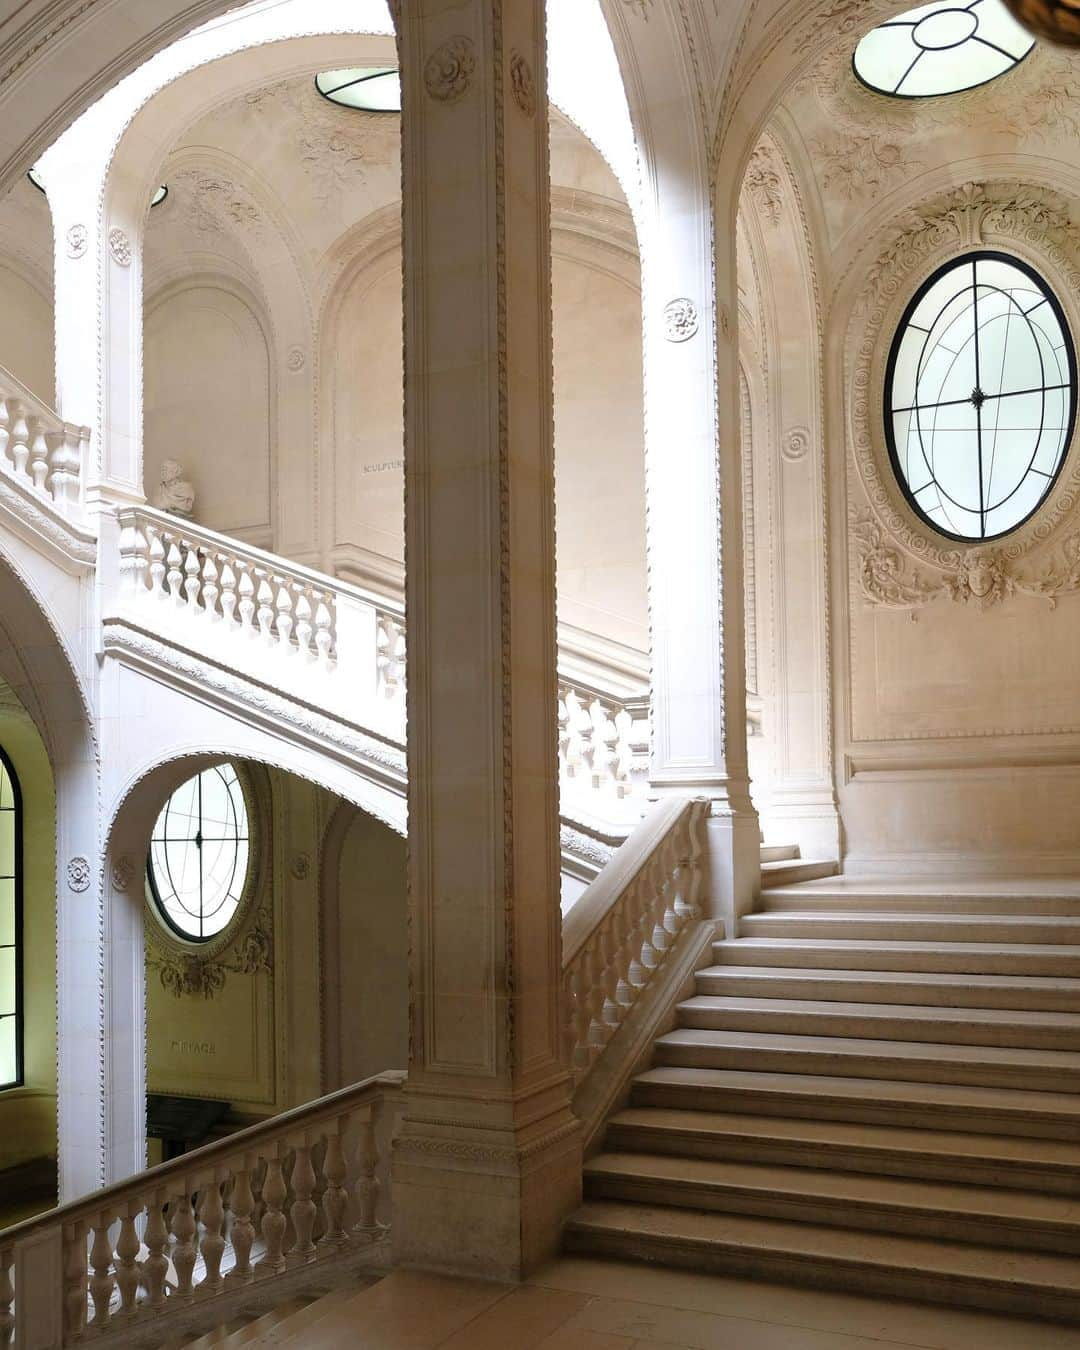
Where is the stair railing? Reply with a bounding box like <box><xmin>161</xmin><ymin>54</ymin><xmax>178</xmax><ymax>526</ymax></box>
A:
<box><xmin>0</xmin><ymin>1069</ymin><xmax>405</xmax><ymax>1347</ymax></box>
<box><xmin>0</xmin><ymin>367</ymin><xmax>90</xmax><ymax>518</ymax></box>
<box><xmin>562</xmin><ymin>797</ymin><xmax>709</xmax><ymax>1088</ymax></box>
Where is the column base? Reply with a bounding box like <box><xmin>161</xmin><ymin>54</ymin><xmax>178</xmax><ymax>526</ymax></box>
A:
<box><xmin>391</xmin><ymin>1101</ymin><xmax>582</xmax><ymax>1281</ymax></box>
<box><xmin>702</xmin><ymin>790</ymin><xmax>760</xmax><ymax>936</ymax></box>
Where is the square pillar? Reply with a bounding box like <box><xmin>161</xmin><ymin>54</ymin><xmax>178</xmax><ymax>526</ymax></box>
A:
<box><xmin>393</xmin><ymin>0</ymin><xmax>580</xmax><ymax>1281</ymax></box>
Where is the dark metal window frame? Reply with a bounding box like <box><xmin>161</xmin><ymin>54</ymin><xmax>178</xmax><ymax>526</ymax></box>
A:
<box><xmin>852</xmin><ymin>1</ymin><xmax>1034</xmax><ymax>100</ymax></box>
<box><xmin>0</xmin><ymin>745</ymin><xmax>23</xmax><ymax>1091</ymax></box>
<box><xmin>884</xmin><ymin>249</ymin><xmax>1078</xmax><ymax>544</ymax></box>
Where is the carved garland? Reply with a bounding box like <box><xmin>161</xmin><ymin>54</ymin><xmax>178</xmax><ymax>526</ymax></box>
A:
<box><xmin>850</xmin><ymin>181</ymin><xmax>1080</xmax><ymax>610</ymax></box>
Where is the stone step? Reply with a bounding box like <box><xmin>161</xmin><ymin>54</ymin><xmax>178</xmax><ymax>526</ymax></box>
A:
<box><xmin>675</xmin><ymin>994</ymin><xmax>1080</xmax><ymax>1050</ymax></box>
<box><xmin>759</xmin><ymin>886</ymin><xmax>1080</xmax><ymax>916</ymax></box>
<box><xmin>239</xmin><ymin>1286</ymin><xmax>362</xmax><ymax>1348</ymax></box>
<box><xmin>742</xmin><ymin>912</ymin><xmax>1080</xmax><ymax>944</ymax></box>
<box><xmin>759</xmin><ymin>859</ymin><xmax>837</xmax><ymax>887</ymax></box>
<box><xmin>605</xmin><ymin>1107</ymin><xmax>1080</xmax><ymax>1193</ymax></box>
<box><xmin>631</xmin><ymin>1066</ymin><xmax>1080</xmax><ymax>1139</ymax></box>
<box><xmin>582</xmin><ymin>1152</ymin><xmax>1080</xmax><ymax>1253</ymax></box>
<box><xmin>694</xmin><ymin>964</ymin><xmax>1080</xmax><ymax>1011</ymax></box>
<box><xmin>713</xmin><ymin>937</ymin><xmax>1080</xmax><ymax>976</ymax></box>
<box><xmin>653</xmin><ymin>1027</ymin><xmax>1080</xmax><ymax>1093</ymax></box>
<box><xmin>563</xmin><ymin>1201</ymin><xmax>1080</xmax><ymax>1321</ymax></box>
<box><xmin>759</xmin><ymin>844</ymin><xmax>800</xmax><ymax>863</ymax></box>
<box><xmin>176</xmin><ymin>1299</ymin><xmax>313</xmax><ymax>1349</ymax></box>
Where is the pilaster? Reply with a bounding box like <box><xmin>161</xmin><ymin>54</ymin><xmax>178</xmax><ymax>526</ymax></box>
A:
<box><xmin>394</xmin><ymin>0</ymin><xmax>580</xmax><ymax>1280</ymax></box>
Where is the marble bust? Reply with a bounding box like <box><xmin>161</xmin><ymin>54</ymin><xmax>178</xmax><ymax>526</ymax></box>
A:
<box><xmin>154</xmin><ymin>459</ymin><xmax>196</xmax><ymax>518</ymax></box>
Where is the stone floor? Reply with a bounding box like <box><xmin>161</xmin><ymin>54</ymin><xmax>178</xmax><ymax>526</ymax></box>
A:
<box><xmin>287</xmin><ymin>1257</ymin><xmax>1080</xmax><ymax>1348</ymax></box>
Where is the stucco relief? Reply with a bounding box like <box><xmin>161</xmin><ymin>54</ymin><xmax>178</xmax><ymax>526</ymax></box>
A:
<box><xmin>509</xmin><ymin>51</ymin><xmax>536</xmax><ymax>118</ymax></box>
<box><xmin>172</xmin><ymin>169</ymin><xmax>262</xmax><ymax>238</ymax></box>
<box><xmin>743</xmin><ymin>143</ymin><xmax>783</xmax><ymax>225</ymax></box>
<box><xmin>848</xmin><ymin>181</ymin><xmax>1080</xmax><ymax>608</ymax></box>
<box><xmin>110</xmin><ymin>855</ymin><xmax>135</xmax><ymax>892</ymax></box>
<box><xmin>424</xmin><ymin>36</ymin><xmax>476</xmax><ymax>104</ymax></box>
<box><xmin>663</xmin><ymin>298</ymin><xmax>699</xmax><ymax>343</ymax></box>
<box><xmin>154</xmin><ymin>923</ymin><xmax>272</xmax><ymax>1000</ymax></box>
<box><xmin>66</xmin><ymin>856</ymin><xmax>91</xmax><ymax>892</ymax></box>
<box><xmin>811</xmin><ymin>132</ymin><xmax>918</xmax><ymax>204</ymax></box>
<box><xmin>107</xmin><ymin>228</ymin><xmax>131</xmax><ymax>267</ymax></box>
<box><xmin>65</xmin><ymin>224</ymin><xmax>88</xmax><ymax>259</ymax></box>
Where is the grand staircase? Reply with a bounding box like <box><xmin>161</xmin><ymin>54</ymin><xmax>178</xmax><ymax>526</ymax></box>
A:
<box><xmin>566</xmin><ymin>876</ymin><xmax>1080</xmax><ymax>1322</ymax></box>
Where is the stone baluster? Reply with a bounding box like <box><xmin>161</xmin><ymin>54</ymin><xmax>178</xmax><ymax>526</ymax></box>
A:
<box><xmin>259</xmin><ymin>1154</ymin><xmax>288</xmax><ymax>1275</ymax></box>
<box><xmin>226</xmin><ymin>1165</ymin><xmax>256</xmax><ymax>1285</ymax></box>
<box><xmin>613</xmin><ymin>706</ymin><xmax>634</xmax><ymax>797</ymax></box>
<box><xmin>63</xmin><ymin>1219</ymin><xmax>88</xmax><ymax>1340</ymax></box>
<box><xmin>202</xmin><ymin>553</ymin><xmax>220</xmax><ymax>618</ymax></box>
<box><xmin>148</xmin><ymin>529</ymin><xmax>166</xmax><ymax>596</ymax></box>
<box><xmin>288</xmin><ymin>1142</ymin><xmax>317</xmax><ymax>1265</ymax></box>
<box><xmin>584</xmin><ymin>940</ymin><xmax>607</xmax><ymax>1065</ymax></box>
<box><xmin>314</xmin><ymin>600</ymin><xmax>333</xmax><ymax>665</ymax></box>
<box><xmin>165</xmin><ymin>541</ymin><xmax>184</xmax><ymax>605</ymax></box>
<box><xmin>142</xmin><ymin>1195</ymin><xmax>170</xmax><ymax>1309</ymax></box>
<box><xmin>50</xmin><ymin>423</ymin><xmax>83</xmax><ymax>509</ymax></box>
<box><xmin>8</xmin><ymin>402</ymin><xmax>29</xmax><ymax>477</ymax></box>
<box><xmin>219</xmin><ymin>561</ymin><xmax>238</xmax><ymax>627</ymax></box>
<box><xmin>88</xmin><ymin>1212</ymin><xmax>116</xmax><ymax>1329</ymax></box>
<box><xmin>119</xmin><ymin>520</ymin><xmax>149</xmax><ymax>594</ymax></box>
<box><xmin>198</xmin><ymin>1179</ymin><xmax>226</xmax><ymax>1295</ymax></box>
<box><xmin>0</xmin><ymin>1245</ymin><xmax>13</xmax><ymax>1347</ymax></box>
<box><xmin>183</xmin><ymin>544</ymin><xmax>202</xmax><ymax>609</ymax></box>
<box><xmin>255</xmin><ymin>575</ymin><xmax>275</xmax><ymax>643</ymax></box>
<box><xmin>0</xmin><ymin>398</ymin><xmax>9</xmax><ymax>468</ymax></box>
<box><xmin>275</xmin><ymin>582</ymin><xmax>294</xmax><ymax>652</ymax></box>
<box><xmin>294</xmin><ymin>593</ymin><xmax>313</xmax><ymax>659</ymax></box>
<box><xmin>237</xmin><ymin>566</ymin><xmax>256</xmax><ymax>635</ymax></box>
<box><xmin>28</xmin><ymin>419</ymin><xmax>50</xmax><ymax>492</ymax></box>
<box><xmin>170</xmin><ymin>1192</ymin><xmax>198</xmax><ymax>1303</ymax></box>
<box><xmin>319</xmin><ymin>1128</ymin><xmax>349</xmax><ymax>1251</ymax></box>
<box><xmin>590</xmin><ymin>699</ymin><xmax>614</xmax><ymax>791</ymax></box>
<box><xmin>557</xmin><ymin>686</ymin><xmax>572</xmax><ymax>776</ymax></box>
<box><xmin>352</xmin><ymin>1106</ymin><xmax>380</xmax><ymax>1238</ymax></box>
<box><xmin>114</xmin><ymin>1206</ymin><xmax>142</xmax><ymax>1318</ymax></box>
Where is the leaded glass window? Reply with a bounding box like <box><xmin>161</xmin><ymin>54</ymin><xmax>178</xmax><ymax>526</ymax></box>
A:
<box><xmin>885</xmin><ymin>252</ymin><xmax>1077</xmax><ymax>541</ymax></box>
<box><xmin>147</xmin><ymin>765</ymin><xmax>250</xmax><ymax>943</ymax></box>
<box><xmin>853</xmin><ymin>1</ymin><xmax>1034</xmax><ymax>99</ymax></box>
<box><xmin>0</xmin><ymin>751</ymin><xmax>21</xmax><ymax>1089</ymax></box>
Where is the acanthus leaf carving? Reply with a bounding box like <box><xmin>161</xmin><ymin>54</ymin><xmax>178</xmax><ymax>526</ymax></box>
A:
<box><xmin>743</xmin><ymin>143</ymin><xmax>783</xmax><ymax>225</ymax></box>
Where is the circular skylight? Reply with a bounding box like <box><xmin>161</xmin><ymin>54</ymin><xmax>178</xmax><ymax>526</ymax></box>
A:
<box><xmin>147</xmin><ymin>764</ymin><xmax>251</xmax><ymax>943</ymax></box>
<box><xmin>853</xmin><ymin>1</ymin><xmax>1035</xmax><ymax>98</ymax></box>
<box><xmin>316</xmin><ymin>67</ymin><xmax>400</xmax><ymax>112</ymax></box>
<box><xmin>885</xmin><ymin>252</ymin><xmax>1076</xmax><ymax>541</ymax></box>
<box><xmin>28</xmin><ymin>169</ymin><xmax>167</xmax><ymax>208</ymax></box>
<box><xmin>26</xmin><ymin>169</ymin><xmax>45</xmax><ymax>194</ymax></box>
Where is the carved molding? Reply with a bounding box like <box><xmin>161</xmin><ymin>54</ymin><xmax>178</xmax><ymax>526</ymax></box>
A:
<box><xmin>107</xmin><ymin>228</ymin><xmax>131</xmax><ymax>267</ymax></box>
<box><xmin>154</xmin><ymin>924</ymin><xmax>272</xmax><ymax>1000</ymax></box>
<box><xmin>424</xmin><ymin>36</ymin><xmax>476</xmax><ymax>104</ymax></box>
<box><xmin>509</xmin><ymin>51</ymin><xmax>536</xmax><ymax>118</ymax></box>
<box><xmin>663</xmin><ymin>297</ymin><xmax>699</xmax><ymax>343</ymax></box>
<box><xmin>849</xmin><ymin>181</ymin><xmax>1080</xmax><ymax>601</ymax></box>
<box><xmin>66</xmin><ymin>856</ymin><xmax>90</xmax><ymax>892</ymax></box>
<box><xmin>65</xmin><ymin>224</ymin><xmax>87</xmax><ymax>259</ymax></box>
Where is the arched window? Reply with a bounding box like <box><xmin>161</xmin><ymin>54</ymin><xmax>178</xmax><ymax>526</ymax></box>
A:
<box><xmin>147</xmin><ymin>764</ymin><xmax>251</xmax><ymax>944</ymax></box>
<box><xmin>0</xmin><ymin>749</ymin><xmax>22</xmax><ymax>1089</ymax></box>
<box><xmin>885</xmin><ymin>252</ymin><xmax>1077</xmax><ymax>541</ymax></box>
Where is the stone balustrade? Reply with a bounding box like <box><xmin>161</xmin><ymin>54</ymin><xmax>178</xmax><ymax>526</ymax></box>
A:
<box><xmin>0</xmin><ymin>1070</ymin><xmax>404</xmax><ymax>1347</ymax></box>
<box><xmin>558</xmin><ymin>680</ymin><xmax>649</xmax><ymax>805</ymax></box>
<box><xmin>0</xmin><ymin>369</ymin><xmax>89</xmax><ymax>516</ymax></box>
<box><xmin>561</xmin><ymin>797</ymin><xmax>708</xmax><ymax>1086</ymax></box>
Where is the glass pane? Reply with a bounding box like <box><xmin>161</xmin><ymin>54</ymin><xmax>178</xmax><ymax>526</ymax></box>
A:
<box><xmin>0</xmin><ymin>878</ymin><xmax>14</xmax><ymax>947</ymax></box>
<box><xmin>0</xmin><ymin>1016</ymin><xmax>15</xmax><ymax>1087</ymax></box>
<box><xmin>0</xmin><ymin>947</ymin><xmax>15</xmax><ymax>1019</ymax></box>
<box><xmin>0</xmin><ymin>811</ymin><xmax>14</xmax><ymax>879</ymax></box>
<box><xmin>0</xmin><ymin>763</ymin><xmax>13</xmax><ymax>811</ymax></box>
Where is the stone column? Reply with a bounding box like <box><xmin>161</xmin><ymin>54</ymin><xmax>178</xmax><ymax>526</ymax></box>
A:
<box><xmin>393</xmin><ymin>0</ymin><xmax>580</xmax><ymax>1281</ymax></box>
<box><xmin>644</xmin><ymin>164</ymin><xmax>759</xmax><ymax>932</ymax></box>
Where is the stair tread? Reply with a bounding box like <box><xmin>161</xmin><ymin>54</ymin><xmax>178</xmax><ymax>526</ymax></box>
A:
<box><xmin>718</xmin><ymin>937</ymin><xmax>1080</xmax><ymax>955</ymax></box>
<box><xmin>656</xmin><ymin>1026</ymin><xmax>1080</xmax><ymax>1067</ymax></box>
<box><xmin>698</xmin><ymin>964</ymin><xmax>1080</xmax><ymax>991</ymax></box>
<box><xmin>607</xmin><ymin>1107</ymin><xmax>1080</xmax><ymax>1166</ymax></box>
<box><xmin>635</xmin><ymin>1064</ymin><xmax>1080</xmax><ymax>1114</ymax></box>
<box><xmin>566</xmin><ymin>1201</ymin><xmax>1080</xmax><ymax>1288</ymax></box>
<box><xmin>584</xmin><ymin>1151</ymin><xmax>1080</xmax><ymax>1225</ymax></box>
<box><xmin>744</xmin><ymin>911</ymin><xmax>1080</xmax><ymax>925</ymax></box>
<box><xmin>242</xmin><ymin>1285</ymin><xmax>363</xmax><ymax>1348</ymax></box>
<box><xmin>678</xmin><ymin>995</ymin><xmax>1080</xmax><ymax>1026</ymax></box>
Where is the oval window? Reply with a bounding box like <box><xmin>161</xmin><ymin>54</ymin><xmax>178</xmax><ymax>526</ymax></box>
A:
<box><xmin>885</xmin><ymin>252</ymin><xmax>1077</xmax><ymax>541</ymax></box>
<box><xmin>853</xmin><ymin>0</ymin><xmax>1034</xmax><ymax>99</ymax></box>
<box><xmin>147</xmin><ymin>764</ymin><xmax>251</xmax><ymax>943</ymax></box>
